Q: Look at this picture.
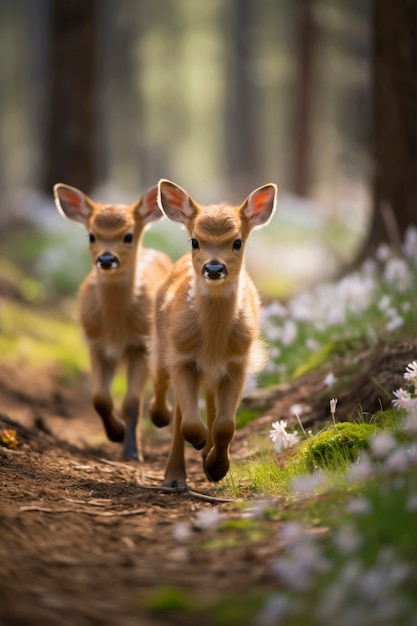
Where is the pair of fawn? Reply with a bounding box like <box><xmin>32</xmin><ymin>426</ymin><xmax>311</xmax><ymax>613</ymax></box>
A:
<box><xmin>54</xmin><ymin>179</ymin><xmax>277</xmax><ymax>488</ymax></box>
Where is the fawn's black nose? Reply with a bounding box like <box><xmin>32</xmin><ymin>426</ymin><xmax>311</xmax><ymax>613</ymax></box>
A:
<box><xmin>96</xmin><ymin>252</ymin><xmax>119</xmax><ymax>270</ymax></box>
<box><xmin>202</xmin><ymin>261</ymin><xmax>227</xmax><ymax>280</ymax></box>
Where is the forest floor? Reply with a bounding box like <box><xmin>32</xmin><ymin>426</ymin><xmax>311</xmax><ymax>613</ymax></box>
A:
<box><xmin>0</xmin><ymin>303</ymin><xmax>416</xmax><ymax>625</ymax></box>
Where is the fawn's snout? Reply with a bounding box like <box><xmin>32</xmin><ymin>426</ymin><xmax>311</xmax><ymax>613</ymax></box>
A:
<box><xmin>202</xmin><ymin>261</ymin><xmax>228</xmax><ymax>281</ymax></box>
<box><xmin>96</xmin><ymin>251</ymin><xmax>119</xmax><ymax>270</ymax></box>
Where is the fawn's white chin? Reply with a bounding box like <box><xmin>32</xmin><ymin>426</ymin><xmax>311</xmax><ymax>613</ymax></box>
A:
<box><xmin>204</xmin><ymin>277</ymin><xmax>225</xmax><ymax>286</ymax></box>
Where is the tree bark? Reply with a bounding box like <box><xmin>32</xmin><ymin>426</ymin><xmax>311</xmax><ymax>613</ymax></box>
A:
<box><xmin>41</xmin><ymin>0</ymin><xmax>99</xmax><ymax>195</ymax></box>
<box><xmin>225</xmin><ymin>0</ymin><xmax>259</xmax><ymax>195</ymax></box>
<box><xmin>292</xmin><ymin>0</ymin><xmax>317</xmax><ymax>197</ymax></box>
<box><xmin>363</xmin><ymin>0</ymin><xmax>417</xmax><ymax>255</ymax></box>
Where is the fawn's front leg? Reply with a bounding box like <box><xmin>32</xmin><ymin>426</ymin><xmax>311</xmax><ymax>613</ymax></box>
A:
<box><xmin>122</xmin><ymin>346</ymin><xmax>149</xmax><ymax>461</ymax></box>
<box><xmin>149</xmin><ymin>364</ymin><xmax>172</xmax><ymax>428</ymax></box>
<box><xmin>163</xmin><ymin>403</ymin><xmax>187</xmax><ymax>488</ymax></box>
<box><xmin>203</xmin><ymin>365</ymin><xmax>245</xmax><ymax>482</ymax></box>
<box><xmin>172</xmin><ymin>363</ymin><xmax>207</xmax><ymax>449</ymax></box>
<box><xmin>90</xmin><ymin>346</ymin><xmax>125</xmax><ymax>442</ymax></box>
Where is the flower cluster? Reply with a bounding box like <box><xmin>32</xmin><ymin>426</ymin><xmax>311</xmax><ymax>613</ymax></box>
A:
<box><xmin>260</xmin><ymin>227</ymin><xmax>417</xmax><ymax>384</ymax></box>
<box><xmin>269</xmin><ymin>420</ymin><xmax>299</xmax><ymax>453</ymax></box>
<box><xmin>257</xmin><ymin>423</ymin><xmax>417</xmax><ymax>626</ymax></box>
<box><xmin>392</xmin><ymin>360</ymin><xmax>417</xmax><ymax>412</ymax></box>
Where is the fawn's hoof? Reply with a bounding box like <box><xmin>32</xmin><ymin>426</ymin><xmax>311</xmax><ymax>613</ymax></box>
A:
<box><xmin>122</xmin><ymin>440</ymin><xmax>141</xmax><ymax>462</ymax></box>
<box><xmin>150</xmin><ymin>410</ymin><xmax>171</xmax><ymax>428</ymax></box>
<box><xmin>162</xmin><ymin>479</ymin><xmax>188</xmax><ymax>492</ymax></box>
<box><xmin>203</xmin><ymin>450</ymin><xmax>230</xmax><ymax>483</ymax></box>
<box><xmin>104</xmin><ymin>420</ymin><xmax>125</xmax><ymax>443</ymax></box>
<box><xmin>182</xmin><ymin>421</ymin><xmax>207</xmax><ymax>450</ymax></box>
<box><xmin>149</xmin><ymin>400</ymin><xmax>172</xmax><ymax>428</ymax></box>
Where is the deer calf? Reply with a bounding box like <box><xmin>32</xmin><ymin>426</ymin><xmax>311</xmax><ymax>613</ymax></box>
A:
<box><xmin>150</xmin><ymin>179</ymin><xmax>277</xmax><ymax>487</ymax></box>
<box><xmin>54</xmin><ymin>183</ymin><xmax>172</xmax><ymax>460</ymax></box>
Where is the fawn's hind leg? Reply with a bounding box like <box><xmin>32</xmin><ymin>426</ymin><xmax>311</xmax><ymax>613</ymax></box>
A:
<box><xmin>90</xmin><ymin>347</ymin><xmax>125</xmax><ymax>442</ymax></box>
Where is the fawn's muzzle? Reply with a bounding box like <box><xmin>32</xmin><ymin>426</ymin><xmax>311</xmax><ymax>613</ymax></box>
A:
<box><xmin>96</xmin><ymin>252</ymin><xmax>119</xmax><ymax>270</ymax></box>
<box><xmin>202</xmin><ymin>261</ymin><xmax>227</xmax><ymax>280</ymax></box>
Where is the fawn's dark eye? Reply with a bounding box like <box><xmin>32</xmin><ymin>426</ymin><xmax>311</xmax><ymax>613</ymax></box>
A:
<box><xmin>89</xmin><ymin>233</ymin><xmax>95</xmax><ymax>244</ymax></box>
<box><xmin>233</xmin><ymin>239</ymin><xmax>242</xmax><ymax>250</ymax></box>
<box><xmin>191</xmin><ymin>238</ymin><xmax>199</xmax><ymax>250</ymax></box>
<box><xmin>123</xmin><ymin>233</ymin><xmax>134</xmax><ymax>244</ymax></box>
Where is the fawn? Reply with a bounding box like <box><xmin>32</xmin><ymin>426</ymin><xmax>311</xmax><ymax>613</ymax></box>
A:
<box><xmin>54</xmin><ymin>183</ymin><xmax>173</xmax><ymax>461</ymax></box>
<box><xmin>150</xmin><ymin>179</ymin><xmax>277</xmax><ymax>487</ymax></box>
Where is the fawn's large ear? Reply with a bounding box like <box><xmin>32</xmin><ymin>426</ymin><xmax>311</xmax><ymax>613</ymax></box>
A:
<box><xmin>135</xmin><ymin>184</ymin><xmax>163</xmax><ymax>224</ymax></box>
<box><xmin>54</xmin><ymin>183</ymin><xmax>93</xmax><ymax>226</ymax></box>
<box><xmin>241</xmin><ymin>183</ymin><xmax>278</xmax><ymax>228</ymax></box>
<box><xmin>157</xmin><ymin>179</ymin><xmax>198</xmax><ymax>226</ymax></box>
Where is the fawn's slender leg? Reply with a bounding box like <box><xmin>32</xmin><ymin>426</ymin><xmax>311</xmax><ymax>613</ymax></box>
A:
<box><xmin>172</xmin><ymin>364</ymin><xmax>207</xmax><ymax>449</ymax></box>
<box><xmin>204</xmin><ymin>366</ymin><xmax>245</xmax><ymax>482</ymax></box>
<box><xmin>163</xmin><ymin>403</ymin><xmax>187</xmax><ymax>488</ymax></box>
<box><xmin>122</xmin><ymin>347</ymin><xmax>148</xmax><ymax>461</ymax></box>
<box><xmin>149</xmin><ymin>364</ymin><xmax>172</xmax><ymax>428</ymax></box>
<box><xmin>202</xmin><ymin>389</ymin><xmax>215</xmax><ymax>462</ymax></box>
<box><xmin>90</xmin><ymin>346</ymin><xmax>125</xmax><ymax>442</ymax></box>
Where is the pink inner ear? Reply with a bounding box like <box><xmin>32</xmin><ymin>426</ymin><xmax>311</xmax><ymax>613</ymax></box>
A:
<box><xmin>252</xmin><ymin>190</ymin><xmax>272</xmax><ymax>213</ymax></box>
<box><xmin>146</xmin><ymin>189</ymin><xmax>158</xmax><ymax>209</ymax></box>
<box><xmin>164</xmin><ymin>187</ymin><xmax>186</xmax><ymax>209</ymax></box>
<box><xmin>61</xmin><ymin>190</ymin><xmax>82</xmax><ymax>208</ymax></box>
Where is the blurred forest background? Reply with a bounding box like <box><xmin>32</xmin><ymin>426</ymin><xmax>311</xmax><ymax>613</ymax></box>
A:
<box><xmin>0</xmin><ymin>0</ymin><xmax>415</xmax><ymax>300</ymax></box>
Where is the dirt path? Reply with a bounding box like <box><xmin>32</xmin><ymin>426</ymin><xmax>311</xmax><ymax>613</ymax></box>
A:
<box><xmin>0</xmin><ymin>360</ymin><xmax>286</xmax><ymax>626</ymax></box>
<box><xmin>1</xmin><ymin>337</ymin><xmax>415</xmax><ymax>625</ymax></box>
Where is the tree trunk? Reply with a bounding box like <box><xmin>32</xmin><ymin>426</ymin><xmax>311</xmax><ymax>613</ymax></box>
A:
<box><xmin>292</xmin><ymin>0</ymin><xmax>317</xmax><ymax>197</ymax></box>
<box><xmin>225</xmin><ymin>0</ymin><xmax>259</xmax><ymax>195</ymax></box>
<box><xmin>41</xmin><ymin>0</ymin><xmax>99</xmax><ymax>195</ymax></box>
<box><xmin>363</xmin><ymin>0</ymin><xmax>417</xmax><ymax>255</ymax></box>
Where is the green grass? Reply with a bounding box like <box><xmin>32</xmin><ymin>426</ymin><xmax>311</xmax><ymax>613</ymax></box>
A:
<box><xmin>0</xmin><ymin>299</ymin><xmax>88</xmax><ymax>382</ymax></box>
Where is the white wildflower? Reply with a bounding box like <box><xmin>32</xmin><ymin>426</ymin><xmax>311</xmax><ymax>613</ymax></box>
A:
<box><xmin>406</xmin><ymin>495</ymin><xmax>417</xmax><ymax>512</ymax></box>
<box><xmin>345</xmin><ymin>497</ymin><xmax>372</xmax><ymax>515</ymax></box>
<box><xmin>333</xmin><ymin>524</ymin><xmax>362</xmax><ymax>554</ymax></box>
<box><xmin>291</xmin><ymin>471</ymin><xmax>327</xmax><ymax>495</ymax></box>
<box><xmin>269</xmin><ymin>420</ymin><xmax>299</xmax><ymax>453</ymax></box>
<box><xmin>347</xmin><ymin>454</ymin><xmax>373</xmax><ymax>482</ymax></box>
<box><xmin>289</xmin><ymin>403</ymin><xmax>304</xmax><ymax>416</ymax></box>
<box><xmin>281</xmin><ymin>319</ymin><xmax>298</xmax><ymax>346</ymax></box>
<box><xmin>256</xmin><ymin>594</ymin><xmax>289</xmax><ymax>626</ymax></box>
<box><xmin>384</xmin><ymin>258</ymin><xmax>412</xmax><ymax>291</ymax></box>
<box><xmin>306</xmin><ymin>338</ymin><xmax>320</xmax><ymax>351</ymax></box>
<box><xmin>172</xmin><ymin>521</ymin><xmax>192</xmax><ymax>543</ymax></box>
<box><xmin>378</xmin><ymin>294</ymin><xmax>391</xmax><ymax>311</ymax></box>
<box><xmin>194</xmin><ymin>508</ymin><xmax>222</xmax><ymax>530</ymax></box>
<box><xmin>386</xmin><ymin>314</ymin><xmax>404</xmax><ymax>332</ymax></box>
<box><xmin>324</xmin><ymin>372</ymin><xmax>336</xmax><ymax>388</ymax></box>
<box><xmin>385</xmin><ymin>447</ymin><xmax>411</xmax><ymax>472</ymax></box>
<box><xmin>404</xmin><ymin>361</ymin><xmax>417</xmax><ymax>384</ymax></box>
<box><xmin>375</xmin><ymin>242</ymin><xmax>392</xmax><ymax>262</ymax></box>
<box><xmin>402</xmin><ymin>224</ymin><xmax>417</xmax><ymax>263</ymax></box>
<box><xmin>392</xmin><ymin>388</ymin><xmax>412</xmax><ymax>410</ymax></box>
<box><xmin>330</xmin><ymin>398</ymin><xmax>338</xmax><ymax>424</ymax></box>
<box><xmin>370</xmin><ymin>432</ymin><xmax>397</xmax><ymax>459</ymax></box>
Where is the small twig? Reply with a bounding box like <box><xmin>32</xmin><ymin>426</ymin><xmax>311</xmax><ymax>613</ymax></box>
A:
<box><xmin>138</xmin><ymin>484</ymin><xmax>238</xmax><ymax>504</ymax></box>
<box><xmin>19</xmin><ymin>505</ymin><xmax>146</xmax><ymax>517</ymax></box>
<box><xmin>95</xmin><ymin>457</ymin><xmax>137</xmax><ymax>471</ymax></box>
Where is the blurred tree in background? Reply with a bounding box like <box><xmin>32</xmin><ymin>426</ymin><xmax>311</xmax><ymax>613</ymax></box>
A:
<box><xmin>42</xmin><ymin>0</ymin><xmax>99</xmax><ymax>194</ymax></box>
<box><xmin>362</xmin><ymin>0</ymin><xmax>416</xmax><ymax>257</ymax></box>
<box><xmin>0</xmin><ymin>0</ymin><xmax>415</xmax><ymax>296</ymax></box>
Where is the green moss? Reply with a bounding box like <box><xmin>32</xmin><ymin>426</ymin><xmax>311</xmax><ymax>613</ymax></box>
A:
<box><xmin>301</xmin><ymin>422</ymin><xmax>377</xmax><ymax>470</ymax></box>
<box><xmin>143</xmin><ymin>586</ymin><xmax>194</xmax><ymax>613</ymax></box>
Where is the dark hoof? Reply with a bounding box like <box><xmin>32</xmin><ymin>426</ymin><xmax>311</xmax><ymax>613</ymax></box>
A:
<box><xmin>150</xmin><ymin>410</ymin><xmax>171</xmax><ymax>429</ymax></box>
<box><xmin>123</xmin><ymin>447</ymin><xmax>139</xmax><ymax>462</ymax></box>
<box><xmin>193</xmin><ymin>439</ymin><xmax>207</xmax><ymax>451</ymax></box>
<box><xmin>163</xmin><ymin>480</ymin><xmax>188</xmax><ymax>492</ymax></box>
<box><xmin>105</xmin><ymin>423</ymin><xmax>125</xmax><ymax>443</ymax></box>
<box><xmin>203</xmin><ymin>457</ymin><xmax>229</xmax><ymax>483</ymax></box>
